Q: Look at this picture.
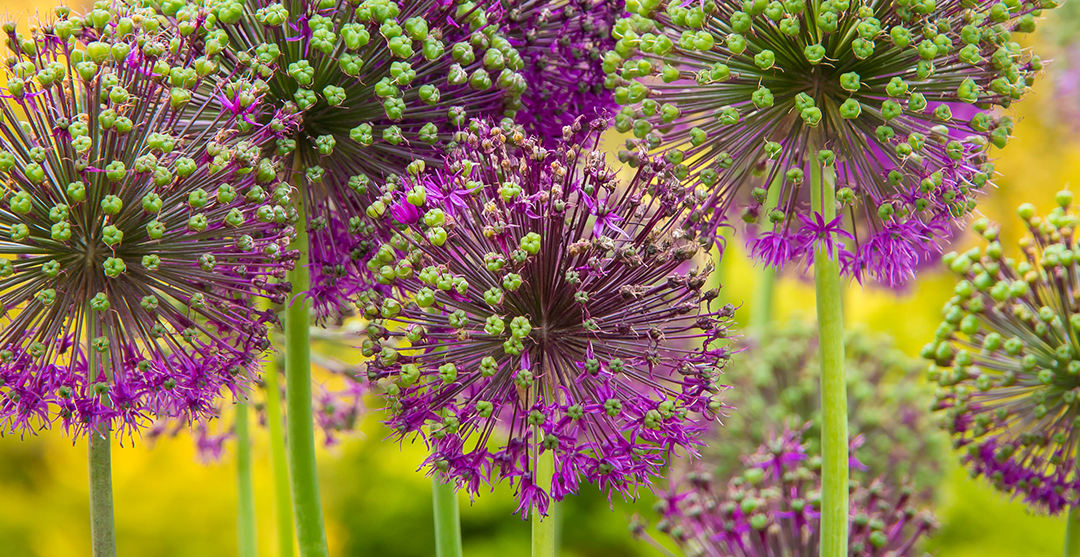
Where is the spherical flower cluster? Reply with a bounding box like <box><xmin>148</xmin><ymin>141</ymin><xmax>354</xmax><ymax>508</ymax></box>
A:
<box><xmin>360</xmin><ymin>119</ymin><xmax>734</xmax><ymax>516</ymax></box>
<box><xmin>605</xmin><ymin>0</ymin><xmax>1054</xmax><ymax>285</ymax></box>
<box><xmin>162</xmin><ymin>0</ymin><xmax>529</xmax><ymax>316</ymax></box>
<box><xmin>715</xmin><ymin>321</ymin><xmax>947</xmax><ymax>496</ymax></box>
<box><xmin>0</xmin><ymin>8</ymin><xmax>294</xmax><ymax>439</ymax></box>
<box><xmin>924</xmin><ymin>191</ymin><xmax>1080</xmax><ymax>514</ymax></box>
<box><xmin>650</xmin><ymin>429</ymin><xmax>936</xmax><ymax>557</ymax></box>
<box><xmin>504</xmin><ymin>0</ymin><xmax>622</xmax><ymax>145</ymax></box>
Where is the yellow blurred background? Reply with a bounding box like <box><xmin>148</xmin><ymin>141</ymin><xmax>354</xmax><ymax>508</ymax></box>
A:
<box><xmin>4</xmin><ymin>1</ymin><xmax>1080</xmax><ymax>556</ymax></box>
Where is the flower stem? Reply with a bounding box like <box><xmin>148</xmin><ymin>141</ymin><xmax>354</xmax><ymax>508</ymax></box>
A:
<box><xmin>1066</xmin><ymin>450</ymin><xmax>1080</xmax><ymax>557</ymax></box>
<box><xmin>531</xmin><ymin>448</ymin><xmax>556</xmax><ymax>557</ymax></box>
<box><xmin>285</xmin><ymin>158</ymin><xmax>329</xmax><ymax>557</ymax></box>
<box><xmin>265</xmin><ymin>355</ymin><xmax>297</xmax><ymax>557</ymax></box>
<box><xmin>86</xmin><ymin>309</ymin><xmax>116</xmax><ymax>557</ymax></box>
<box><xmin>88</xmin><ymin>429</ymin><xmax>116</xmax><ymax>557</ymax></box>
<box><xmin>749</xmin><ymin>170</ymin><xmax>784</xmax><ymax>330</ymax></box>
<box><xmin>236</xmin><ymin>399</ymin><xmax>257</xmax><ymax>557</ymax></box>
<box><xmin>810</xmin><ymin>151</ymin><xmax>848</xmax><ymax>557</ymax></box>
<box><xmin>1066</xmin><ymin>506</ymin><xmax>1080</xmax><ymax>557</ymax></box>
<box><xmin>432</xmin><ymin>475</ymin><xmax>463</xmax><ymax>557</ymax></box>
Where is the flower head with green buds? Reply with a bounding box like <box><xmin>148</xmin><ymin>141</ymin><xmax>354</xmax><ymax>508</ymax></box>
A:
<box><xmin>926</xmin><ymin>190</ymin><xmax>1080</xmax><ymax>514</ymax></box>
<box><xmin>161</xmin><ymin>0</ymin><xmax>529</xmax><ymax>316</ymax></box>
<box><xmin>649</xmin><ymin>428</ymin><xmax>937</xmax><ymax>557</ymax></box>
<box><xmin>716</xmin><ymin>321</ymin><xmax>948</xmax><ymax>498</ymax></box>
<box><xmin>0</xmin><ymin>8</ymin><xmax>293</xmax><ymax>439</ymax></box>
<box><xmin>362</xmin><ymin>119</ymin><xmax>733</xmax><ymax>516</ymax></box>
<box><xmin>606</xmin><ymin>0</ymin><xmax>1053</xmax><ymax>285</ymax></box>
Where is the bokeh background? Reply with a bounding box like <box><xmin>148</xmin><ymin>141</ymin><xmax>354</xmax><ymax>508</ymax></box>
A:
<box><xmin>3</xmin><ymin>2</ymin><xmax>1080</xmax><ymax>556</ymax></box>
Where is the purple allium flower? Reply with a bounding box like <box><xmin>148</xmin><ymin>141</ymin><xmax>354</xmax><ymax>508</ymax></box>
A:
<box><xmin>924</xmin><ymin>191</ymin><xmax>1080</xmax><ymax>514</ymax></box>
<box><xmin>155</xmin><ymin>323</ymin><xmax>371</xmax><ymax>455</ymax></box>
<box><xmin>308</xmin><ymin>326</ymin><xmax>370</xmax><ymax>446</ymax></box>
<box><xmin>0</xmin><ymin>10</ymin><xmax>293</xmax><ymax>439</ymax></box>
<box><xmin>605</xmin><ymin>0</ymin><xmax>1054</xmax><ymax>285</ymax></box>
<box><xmin>649</xmin><ymin>429</ymin><xmax>936</xmax><ymax>557</ymax></box>
<box><xmin>161</xmin><ymin>0</ymin><xmax>530</xmax><ymax>318</ymax></box>
<box><xmin>719</xmin><ymin>321</ymin><xmax>948</xmax><ymax>500</ymax></box>
<box><xmin>503</xmin><ymin>0</ymin><xmax>622</xmax><ymax>145</ymax></box>
<box><xmin>361</xmin><ymin>119</ymin><xmax>734</xmax><ymax>514</ymax></box>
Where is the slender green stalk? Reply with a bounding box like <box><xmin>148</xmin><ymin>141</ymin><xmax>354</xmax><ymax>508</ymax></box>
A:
<box><xmin>749</xmin><ymin>170</ymin><xmax>784</xmax><ymax>330</ymax></box>
<box><xmin>88</xmin><ymin>428</ymin><xmax>116</xmax><ymax>556</ymax></box>
<box><xmin>432</xmin><ymin>475</ymin><xmax>463</xmax><ymax>557</ymax></box>
<box><xmin>285</xmin><ymin>158</ymin><xmax>329</xmax><ymax>557</ymax></box>
<box><xmin>1066</xmin><ymin>506</ymin><xmax>1080</xmax><ymax>557</ymax></box>
<box><xmin>552</xmin><ymin>499</ymin><xmax>563</xmax><ymax>554</ymax></box>
<box><xmin>265</xmin><ymin>355</ymin><xmax>297</xmax><ymax>557</ymax></box>
<box><xmin>236</xmin><ymin>400</ymin><xmax>257</xmax><ymax>557</ymax></box>
<box><xmin>86</xmin><ymin>310</ymin><xmax>116</xmax><ymax>557</ymax></box>
<box><xmin>810</xmin><ymin>151</ymin><xmax>848</xmax><ymax>557</ymax></box>
<box><xmin>1066</xmin><ymin>451</ymin><xmax>1080</xmax><ymax>556</ymax></box>
<box><xmin>531</xmin><ymin>446</ymin><xmax>556</xmax><ymax>557</ymax></box>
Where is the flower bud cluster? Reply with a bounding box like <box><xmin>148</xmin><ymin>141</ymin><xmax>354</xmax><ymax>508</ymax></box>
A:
<box><xmin>606</xmin><ymin>0</ymin><xmax>1055</xmax><ymax>286</ymax></box>
<box><xmin>653</xmin><ymin>429</ymin><xmax>936</xmax><ymax>557</ymax></box>
<box><xmin>925</xmin><ymin>191</ymin><xmax>1080</xmax><ymax>513</ymax></box>
<box><xmin>0</xmin><ymin>7</ymin><xmax>294</xmax><ymax>438</ymax></box>
<box><xmin>362</xmin><ymin>118</ymin><xmax>734</xmax><ymax>515</ymax></box>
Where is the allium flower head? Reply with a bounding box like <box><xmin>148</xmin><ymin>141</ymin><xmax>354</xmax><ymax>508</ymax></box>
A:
<box><xmin>652</xmin><ymin>429</ymin><xmax>936</xmax><ymax>557</ymax></box>
<box><xmin>166</xmin><ymin>0</ymin><xmax>529</xmax><ymax>316</ymax></box>
<box><xmin>924</xmin><ymin>191</ymin><xmax>1080</xmax><ymax>514</ymax></box>
<box><xmin>0</xmin><ymin>8</ymin><xmax>293</xmax><ymax>438</ymax></box>
<box><xmin>717</xmin><ymin>321</ymin><xmax>947</xmax><ymax>496</ymax></box>
<box><xmin>361</xmin><ymin>119</ymin><xmax>734</xmax><ymax>515</ymax></box>
<box><xmin>504</xmin><ymin>0</ymin><xmax>622</xmax><ymax>144</ymax></box>
<box><xmin>604</xmin><ymin>0</ymin><xmax>1054</xmax><ymax>284</ymax></box>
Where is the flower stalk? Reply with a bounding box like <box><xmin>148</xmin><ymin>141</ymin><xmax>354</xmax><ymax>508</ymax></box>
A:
<box><xmin>236</xmin><ymin>399</ymin><xmax>257</xmax><ymax>557</ymax></box>
<box><xmin>285</xmin><ymin>160</ymin><xmax>329</xmax><ymax>557</ymax></box>
<box><xmin>86</xmin><ymin>309</ymin><xmax>115</xmax><ymax>557</ymax></box>
<box><xmin>531</xmin><ymin>443</ymin><xmax>556</xmax><ymax>557</ymax></box>
<box><xmin>811</xmin><ymin>150</ymin><xmax>848</xmax><ymax>557</ymax></box>
<box><xmin>1067</xmin><ymin>503</ymin><xmax>1080</xmax><ymax>556</ymax></box>
<box><xmin>88</xmin><ymin>432</ymin><xmax>116</xmax><ymax>557</ymax></box>
<box><xmin>749</xmin><ymin>171</ymin><xmax>783</xmax><ymax>330</ymax></box>
<box><xmin>264</xmin><ymin>357</ymin><xmax>296</xmax><ymax>557</ymax></box>
<box><xmin>432</xmin><ymin>475</ymin><xmax>463</xmax><ymax>557</ymax></box>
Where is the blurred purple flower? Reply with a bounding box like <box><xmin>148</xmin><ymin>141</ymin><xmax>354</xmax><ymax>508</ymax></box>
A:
<box><xmin>505</xmin><ymin>0</ymin><xmax>622</xmax><ymax>146</ymax></box>
<box><xmin>647</xmin><ymin>429</ymin><xmax>936</xmax><ymax>557</ymax></box>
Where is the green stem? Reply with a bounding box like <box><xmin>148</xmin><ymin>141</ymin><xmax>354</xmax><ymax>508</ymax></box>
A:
<box><xmin>552</xmin><ymin>499</ymin><xmax>563</xmax><ymax>553</ymax></box>
<box><xmin>265</xmin><ymin>355</ymin><xmax>297</xmax><ymax>557</ymax></box>
<box><xmin>285</xmin><ymin>158</ymin><xmax>329</xmax><ymax>557</ymax></box>
<box><xmin>86</xmin><ymin>310</ymin><xmax>116</xmax><ymax>557</ymax></box>
<box><xmin>432</xmin><ymin>475</ymin><xmax>463</xmax><ymax>557</ymax></box>
<box><xmin>531</xmin><ymin>447</ymin><xmax>556</xmax><ymax>557</ymax></box>
<box><xmin>749</xmin><ymin>170</ymin><xmax>784</xmax><ymax>330</ymax></box>
<box><xmin>1066</xmin><ymin>450</ymin><xmax>1080</xmax><ymax>557</ymax></box>
<box><xmin>89</xmin><ymin>429</ymin><xmax>116</xmax><ymax>557</ymax></box>
<box><xmin>1066</xmin><ymin>506</ymin><xmax>1080</xmax><ymax>557</ymax></box>
<box><xmin>236</xmin><ymin>400</ymin><xmax>257</xmax><ymax>557</ymax></box>
<box><xmin>811</xmin><ymin>151</ymin><xmax>848</xmax><ymax>557</ymax></box>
